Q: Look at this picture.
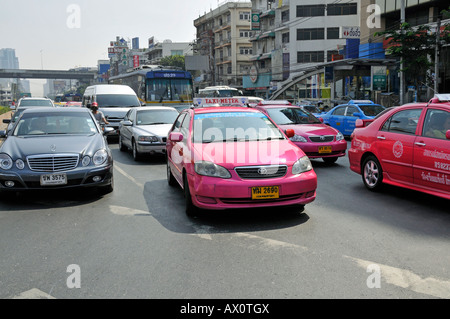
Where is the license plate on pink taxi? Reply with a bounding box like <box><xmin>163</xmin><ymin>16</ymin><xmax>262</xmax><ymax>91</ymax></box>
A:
<box><xmin>251</xmin><ymin>186</ymin><xmax>279</xmax><ymax>200</ymax></box>
<box><xmin>318</xmin><ymin>146</ymin><xmax>332</xmax><ymax>153</ymax></box>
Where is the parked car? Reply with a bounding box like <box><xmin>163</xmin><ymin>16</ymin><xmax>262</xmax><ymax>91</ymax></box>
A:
<box><xmin>119</xmin><ymin>106</ymin><xmax>179</xmax><ymax>160</ymax></box>
<box><xmin>319</xmin><ymin>100</ymin><xmax>385</xmax><ymax>136</ymax></box>
<box><xmin>253</xmin><ymin>101</ymin><xmax>347</xmax><ymax>164</ymax></box>
<box><xmin>166</xmin><ymin>106</ymin><xmax>317</xmax><ymax>216</ymax></box>
<box><xmin>348</xmin><ymin>94</ymin><xmax>450</xmax><ymax>200</ymax></box>
<box><xmin>0</xmin><ymin>107</ymin><xmax>114</xmax><ymax>194</ymax></box>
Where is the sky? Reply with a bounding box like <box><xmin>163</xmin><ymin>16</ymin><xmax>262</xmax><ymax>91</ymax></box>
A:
<box><xmin>2</xmin><ymin>0</ymin><xmax>224</xmax><ymax>94</ymax></box>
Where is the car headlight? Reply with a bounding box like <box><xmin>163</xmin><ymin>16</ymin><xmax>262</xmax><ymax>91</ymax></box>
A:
<box><xmin>0</xmin><ymin>154</ymin><xmax>13</xmax><ymax>170</ymax></box>
<box><xmin>290</xmin><ymin>134</ymin><xmax>308</xmax><ymax>143</ymax></box>
<box><xmin>93</xmin><ymin>149</ymin><xmax>107</xmax><ymax>166</ymax></box>
<box><xmin>138</xmin><ymin>135</ymin><xmax>159</xmax><ymax>143</ymax></box>
<box><xmin>82</xmin><ymin>155</ymin><xmax>91</xmax><ymax>167</ymax></box>
<box><xmin>336</xmin><ymin>132</ymin><xmax>344</xmax><ymax>141</ymax></box>
<box><xmin>15</xmin><ymin>159</ymin><xmax>25</xmax><ymax>170</ymax></box>
<box><xmin>195</xmin><ymin>161</ymin><xmax>231</xmax><ymax>179</ymax></box>
<box><xmin>292</xmin><ymin>156</ymin><xmax>313</xmax><ymax>175</ymax></box>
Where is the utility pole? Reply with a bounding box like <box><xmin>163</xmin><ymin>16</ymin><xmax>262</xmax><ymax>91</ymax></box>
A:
<box><xmin>399</xmin><ymin>0</ymin><xmax>405</xmax><ymax>105</ymax></box>
<box><xmin>434</xmin><ymin>16</ymin><xmax>441</xmax><ymax>94</ymax></box>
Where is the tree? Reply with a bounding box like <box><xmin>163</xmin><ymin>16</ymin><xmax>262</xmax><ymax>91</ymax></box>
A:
<box><xmin>159</xmin><ymin>55</ymin><xmax>185</xmax><ymax>70</ymax></box>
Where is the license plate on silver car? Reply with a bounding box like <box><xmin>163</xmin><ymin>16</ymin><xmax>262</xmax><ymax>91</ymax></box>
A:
<box><xmin>40</xmin><ymin>173</ymin><xmax>67</xmax><ymax>186</ymax></box>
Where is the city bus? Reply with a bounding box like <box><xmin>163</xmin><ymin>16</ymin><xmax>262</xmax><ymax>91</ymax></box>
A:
<box><xmin>108</xmin><ymin>65</ymin><xmax>194</xmax><ymax>106</ymax></box>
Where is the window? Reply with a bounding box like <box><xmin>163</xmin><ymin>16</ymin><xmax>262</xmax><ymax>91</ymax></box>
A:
<box><xmin>346</xmin><ymin>106</ymin><xmax>359</xmax><ymax>116</ymax></box>
<box><xmin>297</xmin><ymin>51</ymin><xmax>324</xmax><ymax>63</ymax></box>
<box><xmin>281</xmin><ymin>10</ymin><xmax>289</xmax><ymax>23</ymax></box>
<box><xmin>180</xmin><ymin>113</ymin><xmax>191</xmax><ymax>135</ymax></box>
<box><xmin>297</xmin><ymin>5</ymin><xmax>325</xmax><ymax>17</ymax></box>
<box><xmin>282</xmin><ymin>32</ymin><xmax>290</xmax><ymax>44</ymax></box>
<box><xmin>327</xmin><ymin>3</ymin><xmax>357</xmax><ymax>16</ymax></box>
<box><xmin>423</xmin><ymin>109</ymin><xmax>450</xmax><ymax>139</ymax></box>
<box><xmin>240</xmin><ymin>47</ymin><xmax>253</xmax><ymax>55</ymax></box>
<box><xmin>240</xmin><ymin>29</ymin><xmax>252</xmax><ymax>37</ymax></box>
<box><xmin>327</xmin><ymin>27</ymin><xmax>340</xmax><ymax>39</ymax></box>
<box><xmin>297</xmin><ymin>28</ymin><xmax>325</xmax><ymax>41</ymax></box>
<box><xmin>333</xmin><ymin>106</ymin><xmax>346</xmax><ymax>116</ymax></box>
<box><xmin>381</xmin><ymin>109</ymin><xmax>422</xmax><ymax>135</ymax></box>
<box><xmin>240</xmin><ymin>11</ymin><xmax>251</xmax><ymax>20</ymax></box>
<box><xmin>173</xmin><ymin>113</ymin><xmax>186</xmax><ymax>132</ymax></box>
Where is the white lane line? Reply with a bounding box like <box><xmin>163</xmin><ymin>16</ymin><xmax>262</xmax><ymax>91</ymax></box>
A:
<box><xmin>346</xmin><ymin>256</ymin><xmax>450</xmax><ymax>299</ymax></box>
<box><xmin>12</xmin><ymin>288</ymin><xmax>55</xmax><ymax>299</ymax></box>
<box><xmin>109</xmin><ymin>205</ymin><xmax>151</xmax><ymax>216</ymax></box>
<box><xmin>114</xmin><ymin>164</ymin><xmax>144</xmax><ymax>188</ymax></box>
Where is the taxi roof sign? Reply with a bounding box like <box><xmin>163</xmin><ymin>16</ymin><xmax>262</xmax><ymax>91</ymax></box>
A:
<box><xmin>194</xmin><ymin>97</ymin><xmax>249</xmax><ymax>107</ymax></box>
<box><xmin>435</xmin><ymin>94</ymin><xmax>450</xmax><ymax>102</ymax></box>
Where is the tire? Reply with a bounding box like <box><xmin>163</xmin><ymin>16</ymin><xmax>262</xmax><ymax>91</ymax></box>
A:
<box><xmin>323</xmin><ymin>157</ymin><xmax>338</xmax><ymax>164</ymax></box>
<box><xmin>183</xmin><ymin>173</ymin><xmax>198</xmax><ymax>217</ymax></box>
<box><xmin>167</xmin><ymin>160</ymin><xmax>177</xmax><ymax>187</ymax></box>
<box><xmin>362</xmin><ymin>156</ymin><xmax>383</xmax><ymax>191</ymax></box>
<box><xmin>132</xmin><ymin>140</ymin><xmax>141</xmax><ymax>161</ymax></box>
<box><xmin>119</xmin><ymin>135</ymin><xmax>127</xmax><ymax>152</ymax></box>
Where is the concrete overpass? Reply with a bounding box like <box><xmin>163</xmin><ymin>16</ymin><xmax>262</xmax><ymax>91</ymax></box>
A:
<box><xmin>0</xmin><ymin>68</ymin><xmax>96</xmax><ymax>81</ymax></box>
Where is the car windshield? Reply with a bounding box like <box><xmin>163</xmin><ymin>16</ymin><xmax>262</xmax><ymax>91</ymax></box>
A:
<box><xmin>266</xmin><ymin>107</ymin><xmax>322</xmax><ymax>125</ymax></box>
<box><xmin>193</xmin><ymin>112</ymin><xmax>284</xmax><ymax>143</ymax></box>
<box><xmin>19</xmin><ymin>99</ymin><xmax>53</xmax><ymax>107</ymax></box>
<box><xmin>359</xmin><ymin>104</ymin><xmax>385</xmax><ymax>116</ymax></box>
<box><xmin>303</xmin><ymin>105</ymin><xmax>320</xmax><ymax>113</ymax></box>
<box><xmin>136</xmin><ymin>109</ymin><xmax>179</xmax><ymax>125</ymax></box>
<box><xmin>13</xmin><ymin>112</ymin><xmax>98</xmax><ymax>136</ymax></box>
<box><xmin>96</xmin><ymin>94</ymin><xmax>140</xmax><ymax>107</ymax></box>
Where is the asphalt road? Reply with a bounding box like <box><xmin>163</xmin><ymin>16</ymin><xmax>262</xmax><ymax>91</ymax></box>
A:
<box><xmin>0</xmin><ymin>140</ymin><xmax>449</xmax><ymax>300</ymax></box>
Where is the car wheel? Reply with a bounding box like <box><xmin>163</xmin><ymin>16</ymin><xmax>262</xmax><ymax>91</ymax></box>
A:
<box><xmin>119</xmin><ymin>135</ymin><xmax>127</xmax><ymax>152</ymax></box>
<box><xmin>323</xmin><ymin>157</ymin><xmax>338</xmax><ymax>164</ymax></box>
<box><xmin>132</xmin><ymin>140</ymin><xmax>141</xmax><ymax>161</ymax></box>
<box><xmin>167</xmin><ymin>160</ymin><xmax>177</xmax><ymax>187</ymax></box>
<box><xmin>362</xmin><ymin>156</ymin><xmax>383</xmax><ymax>191</ymax></box>
<box><xmin>183</xmin><ymin>173</ymin><xmax>198</xmax><ymax>217</ymax></box>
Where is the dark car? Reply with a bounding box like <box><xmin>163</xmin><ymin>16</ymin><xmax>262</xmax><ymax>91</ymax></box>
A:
<box><xmin>0</xmin><ymin>107</ymin><xmax>114</xmax><ymax>194</ymax></box>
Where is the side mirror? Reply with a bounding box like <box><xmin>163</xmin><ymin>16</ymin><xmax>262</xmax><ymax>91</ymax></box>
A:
<box><xmin>3</xmin><ymin>119</ymin><xmax>10</xmax><ymax>124</ymax></box>
<box><xmin>169</xmin><ymin>132</ymin><xmax>183</xmax><ymax>142</ymax></box>
<box><xmin>103</xmin><ymin>127</ymin><xmax>115</xmax><ymax>135</ymax></box>
<box><xmin>446</xmin><ymin>130</ymin><xmax>450</xmax><ymax>140</ymax></box>
<box><xmin>141</xmin><ymin>102</ymin><xmax>146</xmax><ymax>106</ymax></box>
<box><xmin>285</xmin><ymin>128</ymin><xmax>295</xmax><ymax>138</ymax></box>
<box><xmin>121</xmin><ymin>120</ymin><xmax>133</xmax><ymax>126</ymax></box>
<box><xmin>355</xmin><ymin>119</ymin><xmax>364</xmax><ymax>128</ymax></box>
<box><xmin>318</xmin><ymin>117</ymin><xmax>324</xmax><ymax>123</ymax></box>
<box><xmin>0</xmin><ymin>130</ymin><xmax>6</xmax><ymax>138</ymax></box>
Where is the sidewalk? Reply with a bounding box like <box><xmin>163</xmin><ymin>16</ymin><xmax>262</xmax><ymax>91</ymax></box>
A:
<box><xmin>0</xmin><ymin>110</ymin><xmax>12</xmax><ymax>130</ymax></box>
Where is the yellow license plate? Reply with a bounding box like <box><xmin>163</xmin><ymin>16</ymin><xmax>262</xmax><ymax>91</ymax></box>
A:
<box><xmin>318</xmin><ymin>146</ymin><xmax>332</xmax><ymax>153</ymax></box>
<box><xmin>251</xmin><ymin>186</ymin><xmax>279</xmax><ymax>200</ymax></box>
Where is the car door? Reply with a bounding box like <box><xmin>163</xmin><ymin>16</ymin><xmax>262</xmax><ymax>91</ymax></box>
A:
<box><xmin>414</xmin><ymin>107</ymin><xmax>450</xmax><ymax>195</ymax></box>
<box><xmin>344</xmin><ymin>105</ymin><xmax>359</xmax><ymax>135</ymax></box>
<box><xmin>167</xmin><ymin>112</ymin><xmax>186</xmax><ymax>184</ymax></box>
<box><xmin>376</xmin><ymin>108</ymin><xmax>423</xmax><ymax>184</ymax></box>
<box><xmin>327</xmin><ymin>106</ymin><xmax>347</xmax><ymax>133</ymax></box>
<box><xmin>121</xmin><ymin>109</ymin><xmax>134</xmax><ymax>148</ymax></box>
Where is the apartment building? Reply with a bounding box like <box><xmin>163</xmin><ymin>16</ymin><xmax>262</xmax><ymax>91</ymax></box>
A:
<box><xmin>194</xmin><ymin>1</ymin><xmax>253</xmax><ymax>89</ymax></box>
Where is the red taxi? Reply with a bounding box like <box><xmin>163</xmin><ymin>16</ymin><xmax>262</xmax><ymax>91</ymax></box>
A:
<box><xmin>348</xmin><ymin>94</ymin><xmax>450</xmax><ymax>200</ymax></box>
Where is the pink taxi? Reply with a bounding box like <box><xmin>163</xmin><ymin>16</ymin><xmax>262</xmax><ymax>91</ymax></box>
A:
<box><xmin>348</xmin><ymin>94</ymin><xmax>450</xmax><ymax>200</ymax></box>
<box><xmin>166</xmin><ymin>107</ymin><xmax>317</xmax><ymax>216</ymax></box>
<box><xmin>253</xmin><ymin>101</ymin><xmax>347</xmax><ymax>164</ymax></box>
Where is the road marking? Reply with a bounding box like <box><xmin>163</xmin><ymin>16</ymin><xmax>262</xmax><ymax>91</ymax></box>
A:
<box><xmin>114</xmin><ymin>164</ymin><xmax>144</xmax><ymax>188</ymax></box>
<box><xmin>12</xmin><ymin>288</ymin><xmax>55</xmax><ymax>299</ymax></box>
<box><xmin>109</xmin><ymin>205</ymin><xmax>150</xmax><ymax>216</ymax></box>
<box><xmin>346</xmin><ymin>256</ymin><xmax>450</xmax><ymax>299</ymax></box>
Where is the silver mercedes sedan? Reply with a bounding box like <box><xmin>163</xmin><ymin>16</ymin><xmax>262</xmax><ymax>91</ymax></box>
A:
<box><xmin>118</xmin><ymin>106</ymin><xmax>179</xmax><ymax>161</ymax></box>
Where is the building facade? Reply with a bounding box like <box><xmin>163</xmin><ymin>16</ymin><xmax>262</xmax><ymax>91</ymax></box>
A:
<box><xmin>194</xmin><ymin>1</ymin><xmax>253</xmax><ymax>90</ymax></box>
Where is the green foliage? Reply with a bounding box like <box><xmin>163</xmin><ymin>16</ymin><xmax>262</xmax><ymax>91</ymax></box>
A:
<box><xmin>159</xmin><ymin>55</ymin><xmax>185</xmax><ymax>70</ymax></box>
<box><xmin>0</xmin><ymin>106</ymin><xmax>10</xmax><ymax>115</ymax></box>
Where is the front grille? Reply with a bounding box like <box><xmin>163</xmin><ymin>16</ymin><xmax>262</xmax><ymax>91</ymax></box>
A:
<box><xmin>309</xmin><ymin>135</ymin><xmax>335</xmax><ymax>143</ymax></box>
<box><xmin>27</xmin><ymin>154</ymin><xmax>79</xmax><ymax>172</ymax></box>
<box><xmin>235</xmin><ymin>165</ymin><xmax>287</xmax><ymax>179</ymax></box>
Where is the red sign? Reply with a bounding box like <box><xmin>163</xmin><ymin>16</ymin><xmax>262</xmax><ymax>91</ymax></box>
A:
<box><xmin>133</xmin><ymin>55</ymin><xmax>140</xmax><ymax>68</ymax></box>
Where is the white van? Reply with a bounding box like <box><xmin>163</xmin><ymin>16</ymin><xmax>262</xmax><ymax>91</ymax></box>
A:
<box><xmin>82</xmin><ymin>84</ymin><xmax>141</xmax><ymax>135</ymax></box>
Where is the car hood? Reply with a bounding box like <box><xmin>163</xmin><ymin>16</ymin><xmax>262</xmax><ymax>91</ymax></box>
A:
<box><xmin>1</xmin><ymin>134</ymin><xmax>106</xmax><ymax>159</ymax></box>
<box><xmin>192</xmin><ymin>139</ymin><xmax>305</xmax><ymax>168</ymax></box>
<box><xmin>278</xmin><ymin>123</ymin><xmax>339</xmax><ymax>136</ymax></box>
<box><xmin>100</xmin><ymin>107</ymin><xmax>132</xmax><ymax>119</ymax></box>
<box><xmin>133</xmin><ymin>124</ymin><xmax>173</xmax><ymax>137</ymax></box>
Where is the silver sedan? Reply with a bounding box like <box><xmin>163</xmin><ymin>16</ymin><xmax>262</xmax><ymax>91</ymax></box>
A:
<box><xmin>118</xmin><ymin>106</ymin><xmax>179</xmax><ymax>161</ymax></box>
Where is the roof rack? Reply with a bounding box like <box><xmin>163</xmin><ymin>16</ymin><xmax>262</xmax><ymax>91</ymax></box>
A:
<box><xmin>348</xmin><ymin>100</ymin><xmax>374</xmax><ymax>104</ymax></box>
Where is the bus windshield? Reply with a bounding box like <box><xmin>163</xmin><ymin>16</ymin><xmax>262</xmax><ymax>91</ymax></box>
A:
<box><xmin>146</xmin><ymin>78</ymin><xmax>193</xmax><ymax>102</ymax></box>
